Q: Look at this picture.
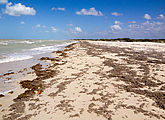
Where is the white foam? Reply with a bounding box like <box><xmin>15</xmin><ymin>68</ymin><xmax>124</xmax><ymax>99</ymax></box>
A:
<box><xmin>0</xmin><ymin>88</ymin><xmax>16</xmax><ymax>95</ymax></box>
<box><xmin>4</xmin><ymin>80</ymin><xmax>13</xmax><ymax>83</ymax></box>
<box><xmin>21</xmin><ymin>41</ymin><xmax>35</xmax><ymax>44</ymax></box>
<box><xmin>0</xmin><ymin>41</ymin><xmax>77</xmax><ymax>64</ymax></box>
<box><xmin>30</xmin><ymin>45</ymin><xmax>57</xmax><ymax>51</ymax></box>
<box><xmin>0</xmin><ymin>55</ymin><xmax>33</xmax><ymax>64</ymax></box>
<box><xmin>12</xmin><ymin>40</ymin><xmax>35</xmax><ymax>44</ymax></box>
<box><xmin>0</xmin><ymin>42</ymin><xmax>8</xmax><ymax>46</ymax></box>
<box><xmin>29</xmin><ymin>41</ymin><xmax>76</xmax><ymax>54</ymax></box>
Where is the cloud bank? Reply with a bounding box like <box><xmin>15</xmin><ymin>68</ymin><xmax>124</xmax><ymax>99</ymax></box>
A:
<box><xmin>74</xmin><ymin>27</ymin><xmax>82</xmax><ymax>32</ymax></box>
<box><xmin>76</xmin><ymin>7</ymin><xmax>103</xmax><ymax>16</ymax></box>
<box><xmin>111</xmin><ymin>24</ymin><xmax>122</xmax><ymax>31</ymax></box>
<box><xmin>4</xmin><ymin>2</ymin><xmax>36</xmax><ymax>16</ymax></box>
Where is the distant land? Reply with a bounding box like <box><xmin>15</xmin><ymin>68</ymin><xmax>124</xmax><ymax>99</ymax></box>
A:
<box><xmin>73</xmin><ymin>38</ymin><xmax>165</xmax><ymax>43</ymax></box>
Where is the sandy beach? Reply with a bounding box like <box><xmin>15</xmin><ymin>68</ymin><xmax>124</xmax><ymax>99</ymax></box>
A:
<box><xmin>0</xmin><ymin>40</ymin><xmax>165</xmax><ymax>120</ymax></box>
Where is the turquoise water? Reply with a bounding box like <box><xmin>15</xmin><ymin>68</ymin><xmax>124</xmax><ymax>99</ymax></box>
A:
<box><xmin>0</xmin><ymin>39</ymin><xmax>72</xmax><ymax>64</ymax></box>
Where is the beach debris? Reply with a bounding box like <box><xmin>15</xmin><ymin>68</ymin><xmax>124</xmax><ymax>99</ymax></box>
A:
<box><xmin>20</xmin><ymin>80</ymin><xmax>43</xmax><ymax>91</ymax></box>
<box><xmin>64</xmin><ymin>43</ymin><xmax>77</xmax><ymax>51</ymax></box>
<box><xmin>37</xmin><ymin>87</ymin><xmax>41</xmax><ymax>95</ymax></box>
<box><xmin>53</xmin><ymin>50</ymin><xmax>68</xmax><ymax>57</ymax></box>
<box><xmin>0</xmin><ymin>94</ymin><xmax>5</xmax><ymax>98</ymax></box>
<box><xmin>14</xmin><ymin>62</ymin><xmax>58</xmax><ymax>102</ymax></box>
<box><xmin>31</xmin><ymin>63</ymin><xmax>42</xmax><ymax>71</ymax></box>
<box><xmin>31</xmin><ymin>63</ymin><xmax>57</xmax><ymax>78</ymax></box>
<box><xmin>40</xmin><ymin>57</ymin><xmax>60</xmax><ymax>61</ymax></box>
<box><xmin>9</xmin><ymin>91</ymin><xmax>14</xmax><ymax>94</ymax></box>
<box><xmin>14</xmin><ymin>90</ymin><xmax>35</xmax><ymax>102</ymax></box>
<box><xmin>37</xmin><ymin>90</ymin><xmax>41</xmax><ymax>95</ymax></box>
<box><xmin>3</xmin><ymin>72</ymin><xmax>14</xmax><ymax>76</ymax></box>
<box><xmin>69</xmin><ymin>113</ymin><xmax>80</xmax><ymax>118</ymax></box>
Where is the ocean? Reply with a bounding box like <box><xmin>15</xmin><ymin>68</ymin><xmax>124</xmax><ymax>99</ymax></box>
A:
<box><xmin>0</xmin><ymin>39</ymin><xmax>76</xmax><ymax>94</ymax></box>
<box><xmin>0</xmin><ymin>39</ymin><xmax>74</xmax><ymax>64</ymax></box>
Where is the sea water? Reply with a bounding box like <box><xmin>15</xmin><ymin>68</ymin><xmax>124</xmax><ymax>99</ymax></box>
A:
<box><xmin>0</xmin><ymin>39</ymin><xmax>74</xmax><ymax>64</ymax></box>
<box><xmin>0</xmin><ymin>39</ymin><xmax>76</xmax><ymax>94</ymax></box>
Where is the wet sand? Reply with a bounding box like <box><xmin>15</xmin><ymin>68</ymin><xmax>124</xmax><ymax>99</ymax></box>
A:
<box><xmin>0</xmin><ymin>41</ymin><xmax>165</xmax><ymax>120</ymax></box>
<box><xmin>0</xmin><ymin>52</ymin><xmax>51</xmax><ymax>95</ymax></box>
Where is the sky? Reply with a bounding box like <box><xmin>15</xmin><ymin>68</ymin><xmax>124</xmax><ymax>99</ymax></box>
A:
<box><xmin>0</xmin><ymin>0</ymin><xmax>165</xmax><ymax>40</ymax></box>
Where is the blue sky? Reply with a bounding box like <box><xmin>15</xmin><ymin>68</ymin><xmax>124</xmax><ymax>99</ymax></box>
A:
<box><xmin>0</xmin><ymin>0</ymin><xmax>165</xmax><ymax>40</ymax></box>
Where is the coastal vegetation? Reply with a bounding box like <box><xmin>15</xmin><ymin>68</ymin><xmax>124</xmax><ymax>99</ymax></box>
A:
<box><xmin>73</xmin><ymin>38</ymin><xmax>165</xmax><ymax>43</ymax></box>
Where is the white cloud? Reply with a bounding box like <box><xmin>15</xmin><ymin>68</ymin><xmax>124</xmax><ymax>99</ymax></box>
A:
<box><xmin>0</xmin><ymin>0</ymin><xmax>8</xmax><ymax>4</ymax></box>
<box><xmin>74</xmin><ymin>27</ymin><xmax>82</xmax><ymax>32</ymax></box>
<box><xmin>52</xmin><ymin>7</ymin><xmax>65</xmax><ymax>11</ymax></box>
<box><xmin>76</xmin><ymin>7</ymin><xmax>103</xmax><ymax>16</ymax></box>
<box><xmin>5</xmin><ymin>2</ymin><xmax>36</xmax><ymax>16</ymax></box>
<box><xmin>70</xmin><ymin>27</ymin><xmax>83</xmax><ymax>33</ymax></box>
<box><xmin>111</xmin><ymin>21</ymin><xmax>122</xmax><ymax>31</ymax></box>
<box><xmin>112</xmin><ymin>12</ymin><xmax>123</xmax><ymax>16</ymax></box>
<box><xmin>89</xmin><ymin>20</ymin><xmax>165</xmax><ymax>39</ymax></box>
<box><xmin>114</xmin><ymin>21</ymin><xmax>122</xmax><ymax>25</ymax></box>
<box><xmin>157</xmin><ymin>14</ymin><xmax>165</xmax><ymax>20</ymax></box>
<box><xmin>20</xmin><ymin>21</ymin><xmax>25</xmax><ymax>24</ymax></box>
<box><xmin>51</xmin><ymin>26</ymin><xmax>58</xmax><ymax>32</ymax></box>
<box><xmin>111</xmin><ymin>24</ymin><xmax>122</xmax><ymax>31</ymax></box>
<box><xmin>144</xmin><ymin>14</ymin><xmax>151</xmax><ymax>20</ymax></box>
<box><xmin>129</xmin><ymin>21</ymin><xmax>164</xmax><ymax>32</ymax></box>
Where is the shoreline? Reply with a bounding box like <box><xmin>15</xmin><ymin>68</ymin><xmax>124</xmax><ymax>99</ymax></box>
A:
<box><xmin>0</xmin><ymin>41</ymin><xmax>77</xmax><ymax>95</ymax></box>
<box><xmin>0</xmin><ymin>41</ymin><xmax>165</xmax><ymax>120</ymax></box>
<box><xmin>0</xmin><ymin>42</ymin><xmax>78</xmax><ymax>119</ymax></box>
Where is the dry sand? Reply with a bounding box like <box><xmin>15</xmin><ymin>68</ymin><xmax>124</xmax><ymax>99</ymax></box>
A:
<box><xmin>0</xmin><ymin>41</ymin><xmax>165</xmax><ymax>120</ymax></box>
